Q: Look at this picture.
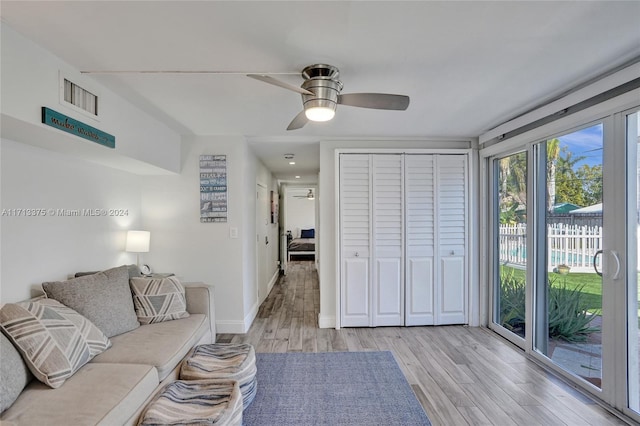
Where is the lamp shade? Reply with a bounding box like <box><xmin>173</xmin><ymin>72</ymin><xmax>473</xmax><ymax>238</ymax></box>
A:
<box><xmin>125</xmin><ymin>230</ymin><xmax>150</xmax><ymax>253</ymax></box>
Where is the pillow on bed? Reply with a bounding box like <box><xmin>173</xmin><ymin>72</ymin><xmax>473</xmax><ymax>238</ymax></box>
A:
<box><xmin>300</xmin><ymin>229</ymin><xmax>315</xmax><ymax>238</ymax></box>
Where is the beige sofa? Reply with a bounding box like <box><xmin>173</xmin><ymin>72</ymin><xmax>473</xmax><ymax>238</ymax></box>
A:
<box><xmin>0</xmin><ymin>279</ymin><xmax>216</xmax><ymax>426</ymax></box>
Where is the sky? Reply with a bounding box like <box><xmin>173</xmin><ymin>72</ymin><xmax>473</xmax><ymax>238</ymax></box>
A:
<box><xmin>556</xmin><ymin>123</ymin><xmax>603</xmax><ymax>169</ymax></box>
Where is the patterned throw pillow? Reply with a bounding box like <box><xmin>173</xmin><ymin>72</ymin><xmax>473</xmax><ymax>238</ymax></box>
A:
<box><xmin>0</xmin><ymin>299</ymin><xmax>112</xmax><ymax>389</ymax></box>
<box><xmin>129</xmin><ymin>277</ymin><xmax>190</xmax><ymax>324</ymax></box>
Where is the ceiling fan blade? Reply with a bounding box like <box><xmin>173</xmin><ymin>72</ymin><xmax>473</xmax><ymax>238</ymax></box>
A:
<box><xmin>287</xmin><ymin>111</ymin><xmax>308</xmax><ymax>131</ymax></box>
<box><xmin>247</xmin><ymin>74</ymin><xmax>314</xmax><ymax>96</ymax></box>
<box><xmin>337</xmin><ymin>93</ymin><xmax>410</xmax><ymax>110</ymax></box>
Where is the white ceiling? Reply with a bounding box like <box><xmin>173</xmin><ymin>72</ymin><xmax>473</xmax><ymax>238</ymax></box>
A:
<box><xmin>2</xmin><ymin>1</ymin><xmax>639</xmax><ymax>183</ymax></box>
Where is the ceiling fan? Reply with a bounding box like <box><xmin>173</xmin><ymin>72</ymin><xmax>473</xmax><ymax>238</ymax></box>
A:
<box><xmin>293</xmin><ymin>189</ymin><xmax>315</xmax><ymax>200</ymax></box>
<box><xmin>248</xmin><ymin>64</ymin><xmax>410</xmax><ymax>130</ymax></box>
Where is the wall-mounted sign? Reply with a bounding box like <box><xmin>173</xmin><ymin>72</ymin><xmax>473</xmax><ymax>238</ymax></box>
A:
<box><xmin>41</xmin><ymin>107</ymin><xmax>115</xmax><ymax>148</ymax></box>
<box><xmin>200</xmin><ymin>155</ymin><xmax>227</xmax><ymax>223</ymax></box>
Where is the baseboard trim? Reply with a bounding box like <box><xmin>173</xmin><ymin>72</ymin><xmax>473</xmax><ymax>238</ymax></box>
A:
<box><xmin>267</xmin><ymin>269</ymin><xmax>279</xmax><ymax>294</ymax></box>
<box><xmin>318</xmin><ymin>314</ymin><xmax>336</xmax><ymax>329</ymax></box>
<box><xmin>215</xmin><ymin>321</ymin><xmax>246</xmax><ymax>334</ymax></box>
<box><xmin>243</xmin><ymin>300</ymin><xmax>259</xmax><ymax>333</ymax></box>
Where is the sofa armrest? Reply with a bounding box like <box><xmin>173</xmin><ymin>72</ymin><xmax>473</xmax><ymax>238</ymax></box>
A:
<box><xmin>183</xmin><ymin>282</ymin><xmax>216</xmax><ymax>343</ymax></box>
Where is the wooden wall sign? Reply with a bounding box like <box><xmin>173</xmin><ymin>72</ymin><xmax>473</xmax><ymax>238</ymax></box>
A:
<box><xmin>41</xmin><ymin>107</ymin><xmax>115</xmax><ymax>148</ymax></box>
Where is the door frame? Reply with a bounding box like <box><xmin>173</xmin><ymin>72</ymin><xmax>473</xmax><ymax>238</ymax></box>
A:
<box><xmin>480</xmin><ymin>88</ymin><xmax>640</xmax><ymax>420</ymax></box>
<box><xmin>335</xmin><ymin>148</ymin><xmax>476</xmax><ymax>329</ymax></box>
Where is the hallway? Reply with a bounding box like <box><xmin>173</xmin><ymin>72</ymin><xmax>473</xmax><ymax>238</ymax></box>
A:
<box><xmin>217</xmin><ymin>261</ymin><xmax>626</xmax><ymax>425</ymax></box>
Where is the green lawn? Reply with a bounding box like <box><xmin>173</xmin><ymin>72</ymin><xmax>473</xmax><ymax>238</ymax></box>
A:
<box><xmin>501</xmin><ymin>266</ymin><xmax>603</xmax><ymax>312</ymax></box>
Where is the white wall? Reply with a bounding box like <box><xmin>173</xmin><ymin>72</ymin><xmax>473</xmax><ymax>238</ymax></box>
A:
<box><xmin>141</xmin><ymin>136</ymin><xmax>279</xmax><ymax>333</ymax></box>
<box><xmin>318</xmin><ymin>139</ymin><xmax>474</xmax><ymax>328</ymax></box>
<box><xmin>0</xmin><ymin>22</ymin><xmax>182</xmax><ymax>304</ymax></box>
<box><xmin>1</xmin><ymin>23</ymin><xmax>181</xmax><ymax>175</ymax></box>
<box><xmin>0</xmin><ymin>138</ymin><xmax>142</xmax><ymax>302</ymax></box>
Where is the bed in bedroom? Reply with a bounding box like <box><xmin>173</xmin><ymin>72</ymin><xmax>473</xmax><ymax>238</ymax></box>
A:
<box><xmin>288</xmin><ymin>228</ymin><xmax>315</xmax><ymax>261</ymax></box>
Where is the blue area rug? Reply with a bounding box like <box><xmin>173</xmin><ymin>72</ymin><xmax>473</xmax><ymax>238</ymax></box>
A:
<box><xmin>243</xmin><ymin>351</ymin><xmax>431</xmax><ymax>425</ymax></box>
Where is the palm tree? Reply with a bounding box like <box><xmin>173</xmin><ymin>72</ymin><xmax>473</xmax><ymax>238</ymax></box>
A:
<box><xmin>547</xmin><ymin>138</ymin><xmax>560</xmax><ymax>212</ymax></box>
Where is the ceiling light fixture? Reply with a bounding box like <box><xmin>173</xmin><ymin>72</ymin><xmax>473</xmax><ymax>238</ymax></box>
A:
<box><xmin>284</xmin><ymin>154</ymin><xmax>294</xmax><ymax>160</ymax></box>
<box><xmin>304</xmin><ymin>102</ymin><xmax>336</xmax><ymax>122</ymax></box>
<box><xmin>301</xmin><ymin>73</ymin><xmax>342</xmax><ymax>122</ymax></box>
<box><xmin>295</xmin><ymin>175</ymin><xmax>301</xmax><ymax>179</ymax></box>
<box><xmin>289</xmin><ymin>161</ymin><xmax>296</xmax><ymax>165</ymax></box>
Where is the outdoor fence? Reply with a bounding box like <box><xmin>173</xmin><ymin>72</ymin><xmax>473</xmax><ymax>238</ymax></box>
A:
<box><xmin>499</xmin><ymin>223</ymin><xmax>602</xmax><ymax>273</ymax></box>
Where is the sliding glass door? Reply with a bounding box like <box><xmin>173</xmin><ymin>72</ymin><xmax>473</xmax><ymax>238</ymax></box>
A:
<box><xmin>627</xmin><ymin>110</ymin><xmax>639</xmax><ymax>415</ymax></box>
<box><xmin>493</xmin><ymin>152</ymin><xmax>527</xmax><ymax>342</ymax></box>
<box><xmin>487</xmin><ymin>104</ymin><xmax>640</xmax><ymax>421</ymax></box>
<box><xmin>533</xmin><ymin>124</ymin><xmax>604</xmax><ymax>389</ymax></box>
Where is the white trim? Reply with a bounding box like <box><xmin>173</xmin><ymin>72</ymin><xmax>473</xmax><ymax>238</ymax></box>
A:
<box><xmin>480</xmin><ymin>89</ymin><xmax>640</xmax><ymax>159</ymax></box>
<box><xmin>318</xmin><ymin>314</ymin><xmax>336</xmax><ymax>329</ymax></box>
<box><xmin>243</xmin><ymin>300</ymin><xmax>260</xmax><ymax>333</ymax></box>
<box><xmin>267</xmin><ymin>269</ymin><xmax>279</xmax><ymax>295</ymax></box>
<box><xmin>334</xmin><ymin>149</ymin><xmax>342</xmax><ymax>329</ymax></box>
<box><xmin>335</xmin><ymin>148</ymin><xmax>475</xmax><ymax>328</ymax></box>
<box><xmin>215</xmin><ymin>320</ymin><xmax>247</xmax><ymax>334</ymax></box>
<box><xmin>480</xmin><ymin>62</ymin><xmax>640</xmax><ymax>144</ymax></box>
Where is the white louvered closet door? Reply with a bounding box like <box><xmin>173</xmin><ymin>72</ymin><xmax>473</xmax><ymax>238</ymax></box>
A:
<box><xmin>372</xmin><ymin>155</ymin><xmax>404</xmax><ymax>326</ymax></box>
<box><xmin>405</xmin><ymin>155</ymin><xmax>435</xmax><ymax>326</ymax></box>
<box><xmin>340</xmin><ymin>154</ymin><xmax>372</xmax><ymax>327</ymax></box>
<box><xmin>436</xmin><ymin>155</ymin><xmax>468</xmax><ymax>324</ymax></box>
<box><xmin>339</xmin><ymin>153</ymin><xmax>468</xmax><ymax>328</ymax></box>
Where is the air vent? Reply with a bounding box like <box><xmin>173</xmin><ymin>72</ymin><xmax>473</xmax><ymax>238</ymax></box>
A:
<box><xmin>63</xmin><ymin>79</ymin><xmax>98</xmax><ymax>116</ymax></box>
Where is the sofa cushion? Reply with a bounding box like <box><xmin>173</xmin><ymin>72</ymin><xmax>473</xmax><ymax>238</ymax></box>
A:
<box><xmin>0</xmin><ymin>332</ymin><xmax>33</xmax><ymax>413</ymax></box>
<box><xmin>0</xmin><ymin>299</ymin><xmax>111</xmax><ymax>389</ymax></box>
<box><xmin>91</xmin><ymin>314</ymin><xmax>207</xmax><ymax>381</ymax></box>
<box><xmin>0</xmin><ymin>363</ymin><xmax>158</xmax><ymax>426</ymax></box>
<box><xmin>42</xmin><ymin>265</ymin><xmax>140</xmax><ymax>337</ymax></box>
<box><xmin>130</xmin><ymin>276</ymin><xmax>190</xmax><ymax>324</ymax></box>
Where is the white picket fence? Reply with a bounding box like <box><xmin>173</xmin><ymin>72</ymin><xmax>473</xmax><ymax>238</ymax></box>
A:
<box><xmin>499</xmin><ymin>223</ymin><xmax>602</xmax><ymax>273</ymax></box>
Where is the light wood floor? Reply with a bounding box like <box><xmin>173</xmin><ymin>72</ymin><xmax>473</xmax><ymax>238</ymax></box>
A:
<box><xmin>217</xmin><ymin>260</ymin><xmax>628</xmax><ymax>425</ymax></box>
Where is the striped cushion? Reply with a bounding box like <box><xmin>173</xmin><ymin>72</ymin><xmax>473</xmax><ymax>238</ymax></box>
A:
<box><xmin>180</xmin><ymin>343</ymin><xmax>257</xmax><ymax>409</ymax></box>
<box><xmin>130</xmin><ymin>277</ymin><xmax>190</xmax><ymax>324</ymax></box>
<box><xmin>137</xmin><ymin>379</ymin><xmax>242</xmax><ymax>425</ymax></box>
<box><xmin>0</xmin><ymin>299</ymin><xmax>111</xmax><ymax>389</ymax></box>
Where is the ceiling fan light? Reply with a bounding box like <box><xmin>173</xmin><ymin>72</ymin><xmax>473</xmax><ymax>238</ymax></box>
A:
<box><xmin>305</xmin><ymin>106</ymin><xmax>335</xmax><ymax>122</ymax></box>
<box><xmin>303</xmin><ymin>98</ymin><xmax>337</xmax><ymax>122</ymax></box>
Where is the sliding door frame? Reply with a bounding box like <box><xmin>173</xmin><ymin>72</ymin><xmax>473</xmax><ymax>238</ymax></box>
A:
<box><xmin>480</xmin><ymin>88</ymin><xmax>640</xmax><ymax>421</ymax></box>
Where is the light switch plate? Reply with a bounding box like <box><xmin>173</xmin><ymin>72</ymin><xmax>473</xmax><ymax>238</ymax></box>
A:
<box><xmin>230</xmin><ymin>227</ymin><xmax>238</xmax><ymax>238</ymax></box>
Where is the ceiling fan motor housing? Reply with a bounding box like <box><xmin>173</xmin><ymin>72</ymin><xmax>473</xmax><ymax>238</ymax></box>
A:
<box><xmin>300</xmin><ymin>64</ymin><xmax>343</xmax><ymax>116</ymax></box>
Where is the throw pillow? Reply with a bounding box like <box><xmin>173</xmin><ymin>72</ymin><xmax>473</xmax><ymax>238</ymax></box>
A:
<box><xmin>0</xmin><ymin>332</ymin><xmax>33</xmax><ymax>413</ymax></box>
<box><xmin>0</xmin><ymin>299</ymin><xmax>111</xmax><ymax>389</ymax></box>
<box><xmin>300</xmin><ymin>228</ymin><xmax>315</xmax><ymax>238</ymax></box>
<box><xmin>42</xmin><ymin>265</ymin><xmax>140</xmax><ymax>337</ymax></box>
<box><xmin>130</xmin><ymin>276</ymin><xmax>190</xmax><ymax>324</ymax></box>
<box><xmin>74</xmin><ymin>264</ymin><xmax>142</xmax><ymax>279</ymax></box>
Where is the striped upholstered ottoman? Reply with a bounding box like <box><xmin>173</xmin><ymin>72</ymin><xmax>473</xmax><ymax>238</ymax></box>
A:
<box><xmin>180</xmin><ymin>343</ymin><xmax>257</xmax><ymax>410</ymax></box>
<box><xmin>137</xmin><ymin>379</ymin><xmax>242</xmax><ymax>425</ymax></box>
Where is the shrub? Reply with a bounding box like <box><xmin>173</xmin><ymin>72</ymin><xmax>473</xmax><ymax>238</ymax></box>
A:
<box><xmin>499</xmin><ymin>268</ymin><xmax>526</xmax><ymax>332</ymax></box>
<box><xmin>548</xmin><ymin>277</ymin><xmax>599</xmax><ymax>342</ymax></box>
<box><xmin>498</xmin><ymin>267</ymin><xmax>599</xmax><ymax>341</ymax></box>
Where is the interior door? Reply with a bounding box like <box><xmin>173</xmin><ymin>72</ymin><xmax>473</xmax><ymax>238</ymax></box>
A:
<box><xmin>340</xmin><ymin>154</ymin><xmax>371</xmax><ymax>327</ymax></box>
<box><xmin>256</xmin><ymin>184</ymin><xmax>269</xmax><ymax>304</ymax></box>
<box><xmin>405</xmin><ymin>154</ymin><xmax>435</xmax><ymax>325</ymax></box>
<box><xmin>436</xmin><ymin>155</ymin><xmax>468</xmax><ymax>324</ymax></box>
<box><xmin>372</xmin><ymin>154</ymin><xmax>404</xmax><ymax>326</ymax></box>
